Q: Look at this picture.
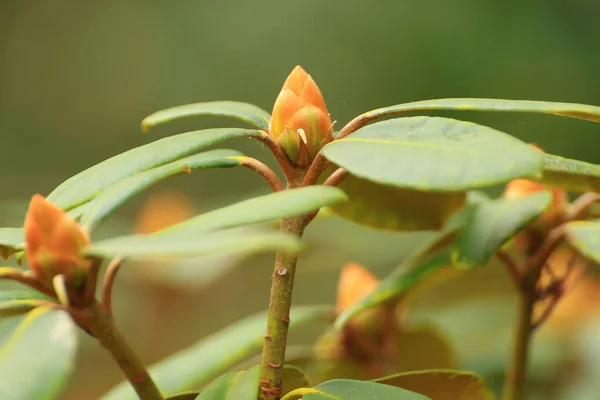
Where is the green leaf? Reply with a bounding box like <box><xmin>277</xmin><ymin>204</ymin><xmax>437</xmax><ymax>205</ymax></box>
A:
<box><xmin>565</xmin><ymin>220</ymin><xmax>600</xmax><ymax>264</ymax></box>
<box><xmin>364</xmin><ymin>98</ymin><xmax>600</xmax><ymax>123</ymax></box>
<box><xmin>0</xmin><ymin>228</ymin><xmax>24</xmax><ymax>260</ymax></box>
<box><xmin>0</xmin><ymin>307</ymin><xmax>78</xmax><ymax>400</ymax></box>
<box><xmin>142</xmin><ymin>101</ymin><xmax>271</xmax><ymax>132</ymax></box>
<box><xmin>195</xmin><ymin>365</ymin><xmax>260</xmax><ymax>400</ymax></box>
<box><xmin>374</xmin><ymin>369</ymin><xmax>496</xmax><ymax>400</ymax></box>
<box><xmin>336</xmin><ymin>249</ymin><xmax>452</xmax><ymax>329</ymax></box>
<box><xmin>0</xmin><ymin>290</ymin><xmax>55</xmax><ymax>317</ymax></box>
<box><xmin>329</xmin><ymin>174</ymin><xmax>466</xmax><ymax>231</ymax></box>
<box><xmin>282</xmin><ymin>365</ymin><xmax>311</xmax><ymax>399</ymax></box>
<box><xmin>323</xmin><ymin>117</ymin><xmax>543</xmax><ymax>192</ymax></box>
<box><xmin>158</xmin><ymin>187</ymin><xmax>348</xmax><ymax>237</ymax></box>
<box><xmin>102</xmin><ymin>305</ymin><xmax>333</xmax><ymax>400</ymax></box>
<box><xmin>47</xmin><ymin>128</ymin><xmax>262</xmax><ymax>210</ymax></box>
<box><xmin>287</xmin><ymin>379</ymin><xmax>430</xmax><ymax>399</ymax></box>
<box><xmin>79</xmin><ymin>149</ymin><xmax>244</xmax><ymax>231</ymax></box>
<box><xmin>166</xmin><ymin>392</ymin><xmax>201</xmax><ymax>400</ymax></box>
<box><xmin>395</xmin><ymin>327</ymin><xmax>457</xmax><ymax>371</ymax></box>
<box><xmin>539</xmin><ymin>153</ymin><xmax>600</xmax><ymax>193</ymax></box>
<box><xmin>452</xmin><ymin>191</ymin><xmax>552</xmax><ymax>268</ymax></box>
<box><xmin>83</xmin><ymin>230</ymin><xmax>302</xmax><ymax>260</ymax></box>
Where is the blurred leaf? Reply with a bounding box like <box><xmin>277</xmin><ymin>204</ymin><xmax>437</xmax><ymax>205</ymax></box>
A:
<box><xmin>165</xmin><ymin>392</ymin><xmax>201</xmax><ymax>400</ymax></box>
<box><xmin>374</xmin><ymin>369</ymin><xmax>496</xmax><ymax>400</ymax></box>
<box><xmin>0</xmin><ymin>290</ymin><xmax>55</xmax><ymax>317</ymax></box>
<box><xmin>336</xmin><ymin>249</ymin><xmax>452</xmax><ymax>329</ymax></box>
<box><xmin>565</xmin><ymin>220</ymin><xmax>600</xmax><ymax>265</ymax></box>
<box><xmin>157</xmin><ymin>187</ymin><xmax>348</xmax><ymax>237</ymax></box>
<box><xmin>396</xmin><ymin>326</ymin><xmax>457</xmax><ymax>371</ymax></box>
<box><xmin>452</xmin><ymin>191</ymin><xmax>552</xmax><ymax>268</ymax></box>
<box><xmin>0</xmin><ymin>307</ymin><xmax>77</xmax><ymax>400</ymax></box>
<box><xmin>80</xmin><ymin>149</ymin><xmax>243</xmax><ymax>231</ymax></box>
<box><xmin>365</xmin><ymin>98</ymin><xmax>600</xmax><ymax>123</ymax></box>
<box><xmin>322</xmin><ymin>117</ymin><xmax>543</xmax><ymax>191</ymax></box>
<box><xmin>47</xmin><ymin>128</ymin><xmax>262</xmax><ymax>210</ymax></box>
<box><xmin>0</xmin><ymin>228</ymin><xmax>24</xmax><ymax>260</ymax></box>
<box><xmin>539</xmin><ymin>153</ymin><xmax>600</xmax><ymax>193</ymax></box>
<box><xmin>102</xmin><ymin>305</ymin><xmax>333</xmax><ymax>400</ymax></box>
<box><xmin>195</xmin><ymin>365</ymin><xmax>260</xmax><ymax>400</ymax></box>
<box><xmin>330</xmin><ymin>174</ymin><xmax>466</xmax><ymax>231</ymax></box>
<box><xmin>288</xmin><ymin>379</ymin><xmax>430</xmax><ymax>399</ymax></box>
<box><xmin>142</xmin><ymin>101</ymin><xmax>271</xmax><ymax>132</ymax></box>
<box><xmin>84</xmin><ymin>230</ymin><xmax>301</xmax><ymax>260</ymax></box>
<box><xmin>282</xmin><ymin>365</ymin><xmax>311</xmax><ymax>399</ymax></box>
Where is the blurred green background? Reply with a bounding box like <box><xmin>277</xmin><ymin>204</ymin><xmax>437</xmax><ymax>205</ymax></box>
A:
<box><xmin>2</xmin><ymin>1</ymin><xmax>600</xmax><ymax>399</ymax></box>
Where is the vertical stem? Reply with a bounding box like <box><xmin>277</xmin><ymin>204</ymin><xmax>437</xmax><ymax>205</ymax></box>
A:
<box><xmin>502</xmin><ymin>264</ymin><xmax>541</xmax><ymax>400</ymax></box>
<box><xmin>259</xmin><ymin>216</ymin><xmax>307</xmax><ymax>400</ymax></box>
<box><xmin>82</xmin><ymin>301</ymin><xmax>163</xmax><ymax>400</ymax></box>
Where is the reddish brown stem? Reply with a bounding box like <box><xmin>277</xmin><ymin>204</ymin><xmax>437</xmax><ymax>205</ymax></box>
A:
<box><xmin>497</xmin><ymin>250</ymin><xmax>523</xmax><ymax>290</ymax></box>
<box><xmin>240</xmin><ymin>157</ymin><xmax>284</xmax><ymax>192</ymax></box>
<box><xmin>0</xmin><ymin>268</ymin><xmax>56</xmax><ymax>298</ymax></box>
<box><xmin>255</xmin><ymin>133</ymin><xmax>295</xmax><ymax>182</ymax></box>
<box><xmin>323</xmin><ymin>168</ymin><xmax>348</xmax><ymax>187</ymax></box>
<box><xmin>102</xmin><ymin>257</ymin><xmax>124</xmax><ymax>316</ymax></box>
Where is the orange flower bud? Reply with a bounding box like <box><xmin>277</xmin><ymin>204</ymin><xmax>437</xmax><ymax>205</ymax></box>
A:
<box><xmin>336</xmin><ymin>263</ymin><xmax>380</xmax><ymax>314</ymax></box>
<box><xmin>269</xmin><ymin>66</ymin><xmax>333</xmax><ymax>167</ymax></box>
<box><xmin>24</xmin><ymin>194</ymin><xmax>90</xmax><ymax>285</ymax></box>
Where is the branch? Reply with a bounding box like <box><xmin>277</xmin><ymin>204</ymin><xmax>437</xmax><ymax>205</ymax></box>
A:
<box><xmin>323</xmin><ymin>168</ymin><xmax>348</xmax><ymax>187</ymax></box>
<box><xmin>0</xmin><ymin>268</ymin><xmax>56</xmax><ymax>298</ymax></box>
<box><xmin>239</xmin><ymin>157</ymin><xmax>284</xmax><ymax>192</ymax></box>
<box><xmin>254</xmin><ymin>132</ymin><xmax>296</xmax><ymax>182</ymax></box>
<box><xmin>102</xmin><ymin>256</ymin><xmax>124</xmax><ymax>316</ymax></box>
<box><xmin>497</xmin><ymin>250</ymin><xmax>522</xmax><ymax>291</ymax></box>
<box><xmin>528</xmin><ymin>225</ymin><xmax>567</xmax><ymax>271</ymax></box>
<box><xmin>564</xmin><ymin>193</ymin><xmax>600</xmax><ymax>222</ymax></box>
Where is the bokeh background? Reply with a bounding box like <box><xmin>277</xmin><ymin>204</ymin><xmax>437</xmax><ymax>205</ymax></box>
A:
<box><xmin>2</xmin><ymin>1</ymin><xmax>600</xmax><ymax>399</ymax></box>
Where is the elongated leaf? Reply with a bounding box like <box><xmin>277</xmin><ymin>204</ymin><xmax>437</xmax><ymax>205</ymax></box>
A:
<box><xmin>336</xmin><ymin>249</ymin><xmax>452</xmax><ymax>329</ymax></box>
<box><xmin>364</xmin><ymin>98</ymin><xmax>600</xmax><ymax>123</ymax></box>
<box><xmin>453</xmin><ymin>191</ymin><xmax>552</xmax><ymax>268</ymax></box>
<box><xmin>539</xmin><ymin>153</ymin><xmax>600</xmax><ymax>193</ymax></box>
<box><xmin>84</xmin><ymin>230</ymin><xmax>301</xmax><ymax>260</ymax></box>
<box><xmin>395</xmin><ymin>327</ymin><xmax>457</xmax><ymax>372</ymax></box>
<box><xmin>142</xmin><ymin>101</ymin><xmax>271</xmax><ymax>132</ymax></box>
<box><xmin>374</xmin><ymin>369</ymin><xmax>496</xmax><ymax>400</ymax></box>
<box><xmin>282</xmin><ymin>365</ymin><xmax>311</xmax><ymax>399</ymax></box>
<box><xmin>158</xmin><ymin>187</ymin><xmax>348</xmax><ymax>237</ymax></box>
<box><xmin>0</xmin><ymin>228</ymin><xmax>24</xmax><ymax>260</ymax></box>
<box><xmin>565</xmin><ymin>220</ymin><xmax>600</xmax><ymax>264</ymax></box>
<box><xmin>80</xmin><ymin>150</ymin><xmax>244</xmax><ymax>231</ymax></box>
<box><xmin>323</xmin><ymin>117</ymin><xmax>543</xmax><ymax>192</ymax></box>
<box><xmin>196</xmin><ymin>365</ymin><xmax>260</xmax><ymax>400</ymax></box>
<box><xmin>289</xmin><ymin>379</ymin><xmax>430</xmax><ymax>399</ymax></box>
<box><xmin>330</xmin><ymin>174</ymin><xmax>466</xmax><ymax>231</ymax></box>
<box><xmin>0</xmin><ymin>291</ymin><xmax>55</xmax><ymax>317</ymax></box>
<box><xmin>166</xmin><ymin>393</ymin><xmax>201</xmax><ymax>400</ymax></box>
<box><xmin>0</xmin><ymin>307</ymin><xmax>78</xmax><ymax>400</ymax></box>
<box><xmin>47</xmin><ymin>128</ymin><xmax>261</xmax><ymax>210</ymax></box>
<box><xmin>102</xmin><ymin>305</ymin><xmax>333</xmax><ymax>400</ymax></box>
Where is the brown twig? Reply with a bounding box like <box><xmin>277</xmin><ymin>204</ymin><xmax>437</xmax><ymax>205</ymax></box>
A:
<box><xmin>564</xmin><ymin>193</ymin><xmax>600</xmax><ymax>222</ymax></box>
<box><xmin>323</xmin><ymin>168</ymin><xmax>349</xmax><ymax>187</ymax></box>
<box><xmin>0</xmin><ymin>268</ymin><xmax>56</xmax><ymax>298</ymax></box>
<box><xmin>101</xmin><ymin>256</ymin><xmax>124</xmax><ymax>317</ymax></box>
<box><xmin>302</xmin><ymin>154</ymin><xmax>329</xmax><ymax>187</ymax></box>
<box><xmin>254</xmin><ymin>132</ymin><xmax>295</xmax><ymax>182</ymax></box>
<box><xmin>497</xmin><ymin>250</ymin><xmax>522</xmax><ymax>290</ymax></box>
<box><xmin>239</xmin><ymin>157</ymin><xmax>284</xmax><ymax>192</ymax></box>
<box><xmin>528</xmin><ymin>225</ymin><xmax>567</xmax><ymax>272</ymax></box>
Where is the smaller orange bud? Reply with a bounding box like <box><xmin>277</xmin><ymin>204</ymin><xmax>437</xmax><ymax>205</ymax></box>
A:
<box><xmin>336</xmin><ymin>263</ymin><xmax>380</xmax><ymax>314</ymax></box>
<box><xmin>269</xmin><ymin>66</ymin><xmax>333</xmax><ymax>167</ymax></box>
<box><xmin>24</xmin><ymin>194</ymin><xmax>90</xmax><ymax>285</ymax></box>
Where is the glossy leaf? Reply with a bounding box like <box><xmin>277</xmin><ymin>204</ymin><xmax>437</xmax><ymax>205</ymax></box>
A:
<box><xmin>0</xmin><ymin>228</ymin><xmax>24</xmax><ymax>260</ymax></box>
<box><xmin>281</xmin><ymin>365</ymin><xmax>311</xmax><ymax>399</ymax></box>
<box><xmin>565</xmin><ymin>220</ymin><xmax>600</xmax><ymax>265</ymax></box>
<box><xmin>0</xmin><ymin>290</ymin><xmax>55</xmax><ymax>317</ymax></box>
<box><xmin>142</xmin><ymin>101</ymin><xmax>271</xmax><ymax>132</ymax></box>
<box><xmin>47</xmin><ymin>128</ymin><xmax>261</xmax><ymax>210</ymax></box>
<box><xmin>102</xmin><ymin>305</ymin><xmax>333</xmax><ymax>400</ymax></box>
<box><xmin>336</xmin><ymin>249</ymin><xmax>452</xmax><ymax>329</ymax></box>
<box><xmin>395</xmin><ymin>327</ymin><xmax>457</xmax><ymax>371</ymax></box>
<box><xmin>453</xmin><ymin>191</ymin><xmax>552</xmax><ymax>268</ymax></box>
<box><xmin>286</xmin><ymin>379</ymin><xmax>430</xmax><ymax>399</ymax></box>
<box><xmin>196</xmin><ymin>365</ymin><xmax>260</xmax><ymax>400</ymax></box>
<box><xmin>374</xmin><ymin>369</ymin><xmax>496</xmax><ymax>400</ymax></box>
<box><xmin>157</xmin><ymin>186</ymin><xmax>348</xmax><ymax>237</ymax></box>
<box><xmin>165</xmin><ymin>393</ymin><xmax>201</xmax><ymax>400</ymax></box>
<box><xmin>330</xmin><ymin>174</ymin><xmax>466</xmax><ymax>231</ymax></box>
<box><xmin>539</xmin><ymin>153</ymin><xmax>600</xmax><ymax>193</ymax></box>
<box><xmin>0</xmin><ymin>307</ymin><xmax>78</xmax><ymax>400</ymax></box>
<box><xmin>322</xmin><ymin>117</ymin><xmax>543</xmax><ymax>191</ymax></box>
<box><xmin>364</xmin><ymin>98</ymin><xmax>600</xmax><ymax>123</ymax></box>
<box><xmin>80</xmin><ymin>150</ymin><xmax>243</xmax><ymax>231</ymax></box>
<box><xmin>84</xmin><ymin>230</ymin><xmax>302</xmax><ymax>260</ymax></box>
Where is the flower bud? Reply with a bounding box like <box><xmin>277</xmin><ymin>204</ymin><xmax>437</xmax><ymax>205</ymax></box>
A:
<box><xmin>24</xmin><ymin>194</ymin><xmax>90</xmax><ymax>286</ymax></box>
<box><xmin>336</xmin><ymin>262</ymin><xmax>380</xmax><ymax>315</ymax></box>
<box><xmin>269</xmin><ymin>66</ymin><xmax>333</xmax><ymax>167</ymax></box>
